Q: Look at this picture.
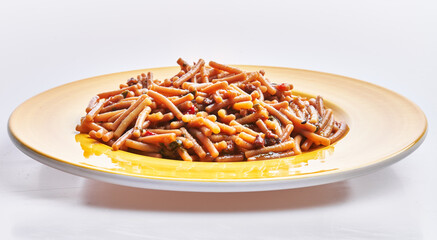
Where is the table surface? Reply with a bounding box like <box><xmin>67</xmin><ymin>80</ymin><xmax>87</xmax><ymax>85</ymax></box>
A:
<box><xmin>1</xmin><ymin>1</ymin><xmax>436</xmax><ymax>239</ymax></box>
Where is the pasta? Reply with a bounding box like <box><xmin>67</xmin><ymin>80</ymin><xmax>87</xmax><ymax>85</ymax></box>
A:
<box><xmin>76</xmin><ymin>58</ymin><xmax>349</xmax><ymax>162</ymax></box>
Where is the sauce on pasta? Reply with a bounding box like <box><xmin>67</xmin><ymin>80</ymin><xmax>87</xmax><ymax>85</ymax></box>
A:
<box><xmin>76</xmin><ymin>58</ymin><xmax>348</xmax><ymax>162</ymax></box>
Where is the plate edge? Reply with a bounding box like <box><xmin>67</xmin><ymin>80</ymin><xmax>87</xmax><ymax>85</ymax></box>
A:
<box><xmin>8</xmin><ymin>122</ymin><xmax>428</xmax><ymax>192</ymax></box>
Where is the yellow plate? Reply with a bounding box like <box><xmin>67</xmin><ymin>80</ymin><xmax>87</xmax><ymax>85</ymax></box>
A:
<box><xmin>8</xmin><ymin>66</ymin><xmax>427</xmax><ymax>192</ymax></box>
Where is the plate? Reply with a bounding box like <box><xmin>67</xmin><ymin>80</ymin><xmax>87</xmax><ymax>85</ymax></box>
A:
<box><xmin>8</xmin><ymin>66</ymin><xmax>427</xmax><ymax>192</ymax></box>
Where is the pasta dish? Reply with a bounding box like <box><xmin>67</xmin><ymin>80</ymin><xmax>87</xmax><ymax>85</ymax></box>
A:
<box><xmin>76</xmin><ymin>58</ymin><xmax>348</xmax><ymax>162</ymax></box>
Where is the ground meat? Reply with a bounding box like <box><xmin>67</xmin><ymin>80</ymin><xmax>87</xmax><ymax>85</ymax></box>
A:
<box><xmin>269</xmin><ymin>96</ymin><xmax>279</xmax><ymax>101</ymax></box>
<box><xmin>203</xmin><ymin>97</ymin><xmax>214</xmax><ymax>105</ymax></box>
<box><xmin>247</xmin><ymin>108</ymin><xmax>256</xmax><ymax>114</ymax></box>
<box><xmin>127</xmin><ymin>77</ymin><xmax>138</xmax><ymax>86</ymax></box>
<box><xmin>240</xmin><ymin>109</ymin><xmax>248</xmax><ymax>117</ymax></box>
<box><xmin>264</xmin><ymin>132</ymin><xmax>281</xmax><ymax>146</ymax></box>
<box><xmin>194</xmin><ymin>103</ymin><xmax>205</xmax><ymax>111</ymax></box>
<box><xmin>223</xmin><ymin>141</ymin><xmax>235</xmax><ymax>154</ymax></box>
<box><xmin>254</xmin><ymin>135</ymin><xmax>264</xmax><ymax>148</ymax></box>
<box><xmin>265</xmin><ymin>131</ymin><xmax>277</xmax><ymax>139</ymax></box>
<box><xmin>264</xmin><ymin>138</ymin><xmax>277</xmax><ymax>146</ymax></box>
<box><xmin>244</xmin><ymin>84</ymin><xmax>257</xmax><ymax>93</ymax></box>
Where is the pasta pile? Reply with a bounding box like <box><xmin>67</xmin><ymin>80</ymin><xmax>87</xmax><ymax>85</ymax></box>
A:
<box><xmin>76</xmin><ymin>58</ymin><xmax>348</xmax><ymax>162</ymax></box>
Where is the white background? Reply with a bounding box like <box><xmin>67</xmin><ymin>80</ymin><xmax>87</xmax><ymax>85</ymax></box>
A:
<box><xmin>1</xmin><ymin>0</ymin><xmax>436</xmax><ymax>239</ymax></box>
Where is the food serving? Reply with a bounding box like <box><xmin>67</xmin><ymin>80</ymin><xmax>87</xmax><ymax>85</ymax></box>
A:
<box><xmin>76</xmin><ymin>58</ymin><xmax>348</xmax><ymax>162</ymax></box>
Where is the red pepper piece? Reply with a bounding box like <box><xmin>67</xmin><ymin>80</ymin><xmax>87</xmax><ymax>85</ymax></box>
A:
<box><xmin>185</xmin><ymin>105</ymin><xmax>196</xmax><ymax>115</ymax></box>
<box><xmin>276</xmin><ymin>83</ymin><xmax>288</xmax><ymax>91</ymax></box>
<box><xmin>144</xmin><ymin>130</ymin><xmax>156</xmax><ymax>136</ymax></box>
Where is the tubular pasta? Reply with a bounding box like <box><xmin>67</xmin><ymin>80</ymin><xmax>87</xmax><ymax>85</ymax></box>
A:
<box><xmin>86</xmin><ymin>96</ymin><xmax>99</xmax><ymax>113</ymax></box>
<box><xmin>76</xmin><ymin>58</ymin><xmax>348</xmax><ymax>162</ymax></box>
<box><xmin>125</xmin><ymin>139</ymin><xmax>160</xmax><ymax>152</ymax></box>
<box><xmin>247</xmin><ymin>151</ymin><xmax>295</xmax><ymax>161</ymax></box>
<box><xmin>245</xmin><ymin>140</ymin><xmax>295</xmax><ymax>158</ymax></box>
<box><xmin>95</xmin><ymin>109</ymin><xmax>124</xmax><ymax>122</ymax></box>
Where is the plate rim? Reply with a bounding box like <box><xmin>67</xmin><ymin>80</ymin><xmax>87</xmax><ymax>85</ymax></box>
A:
<box><xmin>8</xmin><ymin>125</ymin><xmax>427</xmax><ymax>192</ymax></box>
<box><xmin>7</xmin><ymin>65</ymin><xmax>428</xmax><ymax>191</ymax></box>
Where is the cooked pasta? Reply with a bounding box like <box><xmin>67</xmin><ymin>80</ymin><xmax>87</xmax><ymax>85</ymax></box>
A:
<box><xmin>76</xmin><ymin>58</ymin><xmax>349</xmax><ymax>161</ymax></box>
